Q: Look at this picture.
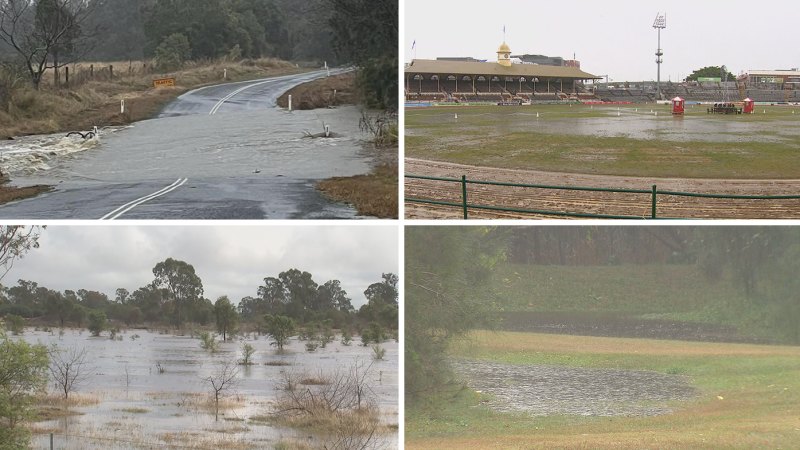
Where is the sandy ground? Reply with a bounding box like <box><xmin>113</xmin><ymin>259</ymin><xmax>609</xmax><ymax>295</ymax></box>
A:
<box><xmin>405</xmin><ymin>158</ymin><xmax>800</xmax><ymax>219</ymax></box>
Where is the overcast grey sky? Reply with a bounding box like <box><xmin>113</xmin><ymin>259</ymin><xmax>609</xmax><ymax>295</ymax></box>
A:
<box><xmin>3</xmin><ymin>225</ymin><xmax>398</xmax><ymax>308</ymax></box>
<box><xmin>404</xmin><ymin>0</ymin><xmax>800</xmax><ymax>82</ymax></box>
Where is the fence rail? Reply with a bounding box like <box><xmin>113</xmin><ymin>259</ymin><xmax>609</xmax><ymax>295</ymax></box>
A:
<box><xmin>405</xmin><ymin>174</ymin><xmax>800</xmax><ymax>219</ymax></box>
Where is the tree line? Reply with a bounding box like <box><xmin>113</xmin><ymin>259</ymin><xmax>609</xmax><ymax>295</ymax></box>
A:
<box><xmin>0</xmin><ymin>0</ymin><xmax>397</xmax><ymax>109</ymax></box>
<box><xmin>0</xmin><ymin>257</ymin><xmax>398</xmax><ymax>334</ymax></box>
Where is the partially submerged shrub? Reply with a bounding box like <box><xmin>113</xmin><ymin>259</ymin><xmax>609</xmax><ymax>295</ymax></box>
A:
<box><xmin>271</xmin><ymin>361</ymin><xmax>382</xmax><ymax>449</ymax></box>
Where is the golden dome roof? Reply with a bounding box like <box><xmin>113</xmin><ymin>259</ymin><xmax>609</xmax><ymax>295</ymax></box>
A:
<box><xmin>498</xmin><ymin>42</ymin><xmax>511</xmax><ymax>53</ymax></box>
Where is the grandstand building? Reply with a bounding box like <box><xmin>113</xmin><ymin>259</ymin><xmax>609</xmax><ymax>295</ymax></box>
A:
<box><xmin>405</xmin><ymin>41</ymin><xmax>600</xmax><ymax>103</ymax></box>
<box><xmin>745</xmin><ymin>69</ymin><xmax>800</xmax><ymax>86</ymax></box>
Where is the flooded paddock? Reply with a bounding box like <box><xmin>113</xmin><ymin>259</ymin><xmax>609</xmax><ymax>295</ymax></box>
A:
<box><xmin>17</xmin><ymin>328</ymin><xmax>398</xmax><ymax>449</ymax></box>
<box><xmin>453</xmin><ymin>359</ymin><xmax>697</xmax><ymax>417</ymax></box>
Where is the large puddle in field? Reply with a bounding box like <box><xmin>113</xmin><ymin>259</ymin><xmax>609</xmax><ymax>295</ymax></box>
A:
<box><xmin>17</xmin><ymin>329</ymin><xmax>398</xmax><ymax>449</ymax></box>
<box><xmin>453</xmin><ymin>359</ymin><xmax>697</xmax><ymax>417</ymax></box>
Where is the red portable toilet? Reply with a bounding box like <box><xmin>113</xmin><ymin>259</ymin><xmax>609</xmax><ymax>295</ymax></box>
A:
<box><xmin>672</xmin><ymin>96</ymin><xmax>685</xmax><ymax>115</ymax></box>
<box><xmin>743</xmin><ymin>98</ymin><xmax>755</xmax><ymax>114</ymax></box>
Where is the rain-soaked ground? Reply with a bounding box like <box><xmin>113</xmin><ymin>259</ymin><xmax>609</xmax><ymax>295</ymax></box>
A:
<box><xmin>452</xmin><ymin>359</ymin><xmax>698</xmax><ymax>417</ymax></box>
<box><xmin>0</xmin><ymin>69</ymin><xmax>384</xmax><ymax>219</ymax></box>
<box><xmin>16</xmin><ymin>328</ymin><xmax>398</xmax><ymax>449</ymax></box>
<box><xmin>407</xmin><ymin>105</ymin><xmax>800</xmax><ymax>144</ymax></box>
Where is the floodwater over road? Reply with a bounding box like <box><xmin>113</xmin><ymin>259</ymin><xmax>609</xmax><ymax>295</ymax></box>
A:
<box><xmin>452</xmin><ymin>359</ymin><xmax>697</xmax><ymax>417</ymax></box>
<box><xmin>18</xmin><ymin>329</ymin><xmax>398</xmax><ymax>449</ymax></box>
<box><xmin>0</xmin><ymin>69</ymin><xmax>381</xmax><ymax>219</ymax></box>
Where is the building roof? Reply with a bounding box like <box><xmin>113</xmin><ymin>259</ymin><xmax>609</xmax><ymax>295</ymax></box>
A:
<box><xmin>406</xmin><ymin>59</ymin><xmax>599</xmax><ymax>80</ymax></box>
<box><xmin>497</xmin><ymin>42</ymin><xmax>511</xmax><ymax>53</ymax></box>
<box><xmin>748</xmin><ymin>70</ymin><xmax>800</xmax><ymax>77</ymax></box>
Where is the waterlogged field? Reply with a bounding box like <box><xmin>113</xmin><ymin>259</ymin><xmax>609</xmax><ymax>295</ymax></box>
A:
<box><xmin>16</xmin><ymin>328</ymin><xmax>398</xmax><ymax>449</ymax></box>
<box><xmin>406</xmin><ymin>331</ymin><xmax>800</xmax><ymax>450</ymax></box>
<box><xmin>406</xmin><ymin>104</ymin><xmax>800</xmax><ymax>179</ymax></box>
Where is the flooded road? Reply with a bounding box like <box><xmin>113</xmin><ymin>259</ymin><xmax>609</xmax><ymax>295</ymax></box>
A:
<box><xmin>453</xmin><ymin>359</ymin><xmax>697</xmax><ymax>417</ymax></box>
<box><xmin>0</xmin><ymin>69</ymin><xmax>378</xmax><ymax>219</ymax></box>
<box><xmin>18</xmin><ymin>328</ymin><xmax>398</xmax><ymax>449</ymax></box>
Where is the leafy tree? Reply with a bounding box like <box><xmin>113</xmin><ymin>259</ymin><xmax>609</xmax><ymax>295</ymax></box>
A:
<box><xmin>316</xmin><ymin>279</ymin><xmax>352</xmax><ymax>312</ymax></box>
<box><xmin>4</xmin><ymin>314</ymin><xmax>23</xmax><ymax>335</ymax></box>
<box><xmin>327</xmin><ymin>0</ymin><xmax>397</xmax><ymax>110</ymax></box>
<box><xmin>152</xmin><ymin>258</ymin><xmax>204</xmax><ymax>327</ymax></box>
<box><xmin>154</xmin><ymin>32</ymin><xmax>191</xmax><ymax>71</ymax></box>
<box><xmin>364</xmin><ymin>273</ymin><xmax>398</xmax><ymax>307</ymax></box>
<box><xmin>114</xmin><ymin>288</ymin><xmax>129</xmax><ymax>305</ymax></box>
<box><xmin>405</xmin><ymin>227</ymin><xmax>507</xmax><ymax>405</ymax></box>
<box><xmin>263</xmin><ymin>314</ymin><xmax>294</xmax><ymax>351</ymax></box>
<box><xmin>87</xmin><ymin>310</ymin><xmax>106</xmax><ymax>337</ymax></box>
<box><xmin>686</xmin><ymin>66</ymin><xmax>736</xmax><ymax>82</ymax></box>
<box><xmin>214</xmin><ymin>296</ymin><xmax>238</xmax><ymax>341</ymax></box>
<box><xmin>0</xmin><ymin>226</ymin><xmax>44</xmax><ymax>282</ymax></box>
<box><xmin>278</xmin><ymin>269</ymin><xmax>318</xmax><ymax>321</ymax></box>
<box><xmin>0</xmin><ymin>325</ymin><xmax>48</xmax><ymax>448</ymax></box>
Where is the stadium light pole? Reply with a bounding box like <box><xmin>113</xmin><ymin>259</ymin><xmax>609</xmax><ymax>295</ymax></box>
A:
<box><xmin>653</xmin><ymin>13</ymin><xmax>666</xmax><ymax>100</ymax></box>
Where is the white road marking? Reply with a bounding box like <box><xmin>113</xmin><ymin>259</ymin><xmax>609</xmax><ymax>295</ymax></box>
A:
<box><xmin>209</xmin><ymin>79</ymin><xmax>276</xmax><ymax>115</ymax></box>
<box><xmin>100</xmin><ymin>178</ymin><xmax>188</xmax><ymax>220</ymax></box>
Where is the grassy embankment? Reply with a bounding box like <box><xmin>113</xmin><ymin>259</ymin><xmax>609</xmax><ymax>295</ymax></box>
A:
<box><xmin>490</xmin><ymin>262</ymin><xmax>784</xmax><ymax>341</ymax></box>
<box><xmin>405</xmin><ymin>104</ymin><xmax>800</xmax><ymax>179</ymax></box>
<box><xmin>278</xmin><ymin>72</ymin><xmax>398</xmax><ymax>218</ymax></box>
<box><xmin>407</xmin><ymin>331</ymin><xmax>800</xmax><ymax>449</ymax></box>
<box><xmin>0</xmin><ymin>58</ymin><xmax>305</xmax><ymax>203</ymax></box>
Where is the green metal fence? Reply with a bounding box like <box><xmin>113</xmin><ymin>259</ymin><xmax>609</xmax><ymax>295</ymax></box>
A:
<box><xmin>405</xmin><ymin>174</ymin><xmax>800</xmax><ymax>219</ymax></box>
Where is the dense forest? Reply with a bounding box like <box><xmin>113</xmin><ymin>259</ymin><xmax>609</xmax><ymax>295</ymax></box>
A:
<box><xmin>0</xmin><ymin>257</ymin><xmax>398</xmax><ymax>337</ymax></box>
<box><xmin>406</xmin><ymin>226</ymin><xmax>800</xmax><ymax>404</ymax></box>
<box><xmin>0</xmin><ymin>0</ymin><xmax>397</xmax><ymax>107</ymax></box>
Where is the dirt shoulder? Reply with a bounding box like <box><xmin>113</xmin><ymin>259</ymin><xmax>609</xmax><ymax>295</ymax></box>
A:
<box><xmin>276</xmin><ymin>72</ymin><xmax>357</xmax><ymax>110</ymax></box>
<box><xmin>276</xmin><ymin>72</ymin><xmax>398</xmax><ymax>218</ymax></box>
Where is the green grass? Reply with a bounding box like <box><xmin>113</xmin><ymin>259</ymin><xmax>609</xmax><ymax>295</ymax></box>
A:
<box><xmin>405</xmin><ymin>104</ymin><xmax>800</xmax><ymax>179</ymax></box>
<box><xmin>493</xmin><ymin>262</ymin><xmax>743</xmax><ymax>315</ymax></box>
<box><xmin>406</xmin><ymin>331</ymin><xmax>800</xmax><ymax>449</ymax></box>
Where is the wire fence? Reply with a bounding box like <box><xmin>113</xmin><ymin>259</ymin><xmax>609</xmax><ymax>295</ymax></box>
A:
<box><xmin>405</xmin><ymin>174</ymin><xmax>800</xmax><ymax>219</ymax></box>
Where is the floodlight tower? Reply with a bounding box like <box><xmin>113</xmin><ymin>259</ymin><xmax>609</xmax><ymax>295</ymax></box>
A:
<box><xmin>653</xmin><ymin>13</ymin><xmax>666</xmax><ymax>100</ymax></box>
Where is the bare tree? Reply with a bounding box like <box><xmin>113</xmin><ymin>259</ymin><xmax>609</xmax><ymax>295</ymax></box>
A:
<box><xmin>0</xmin><ymin>225</ymin><xmax>44</xmax><ymax>282</ymax></box>
<box><xmin>0</xmin><ymin>0</ymin><xmax>95</xmax><ymax>89</ymax></box>
<box><xmin>203</xmin><ymin>360</ymin><xmax>239</xmax><ymax>421</ymax></box>
<box><xmin>48</xmin><ymin>345</ymin><xmax>91</xmax><ymax>401</ymax></box>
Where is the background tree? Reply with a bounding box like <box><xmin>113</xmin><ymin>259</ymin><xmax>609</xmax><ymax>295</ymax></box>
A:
<box><xmin>0</xmin><ymin>0</ymin><xmax>95</xmax><ymax>89</ymax></box>
<box><xmin>152</xmin><ymin>258</ymin><xmax>204</xmax><ymax>327</ymax></box>
<box><xmin>405</xmin><ymin>227</ymin><xmax>507</xmax><ymax>405</ymax></box>
<box><xmin>87</xmin><ymin>310</ymin><xmax>106</xmax><ymax>336</ymax></box>
<box><xmin>214</xmin><ymin>296</ymin><xmax>238</xmax><ymax>341</ymax></box>
<box><xmin>327</xmin><ymin>0</ymin><xmax>397</xmax><ymax>109</ymax></box>
<box><xmin>263</xmin><ymin>314</ymin><xmax>294</xmax><ymax>351</ymax></box>
<box><xmin>686</xmin><ymin>65</ymin><xmax>736</xmax><ymax>82</ymax></box>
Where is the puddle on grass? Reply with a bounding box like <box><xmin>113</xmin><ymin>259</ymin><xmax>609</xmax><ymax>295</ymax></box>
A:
<box><xmin>452</xmin><ymin>359</ymin><xmax>698</xmax><ymax>417</ymax></box>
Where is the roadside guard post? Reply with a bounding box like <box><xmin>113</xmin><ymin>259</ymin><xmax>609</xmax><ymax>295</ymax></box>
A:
<box><xmin>153</xmin><ymin>77</ymin><xmax>176</xmax><ymax>88</ymax></box>
<box><xmin>671</xmin><ymin>96</ymin><xmax>685</xmax><ymax>115</ymax></box>
<box><xmin>743</xmin><ymin>98</ymin><xmax>755</xmax><ymax>114</ymax></box>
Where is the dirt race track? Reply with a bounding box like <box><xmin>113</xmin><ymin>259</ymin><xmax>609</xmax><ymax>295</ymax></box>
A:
<box><xmin>405</xmin><ymin>158</ymin><xmax>800</xmax><ymax>219</ymax></box>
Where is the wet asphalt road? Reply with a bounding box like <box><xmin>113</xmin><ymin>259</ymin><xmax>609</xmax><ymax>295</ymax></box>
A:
<box><xmin>0</xmin><ymin>68</ymin><xmax>367</xmax><ymax>220</ymax></box>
